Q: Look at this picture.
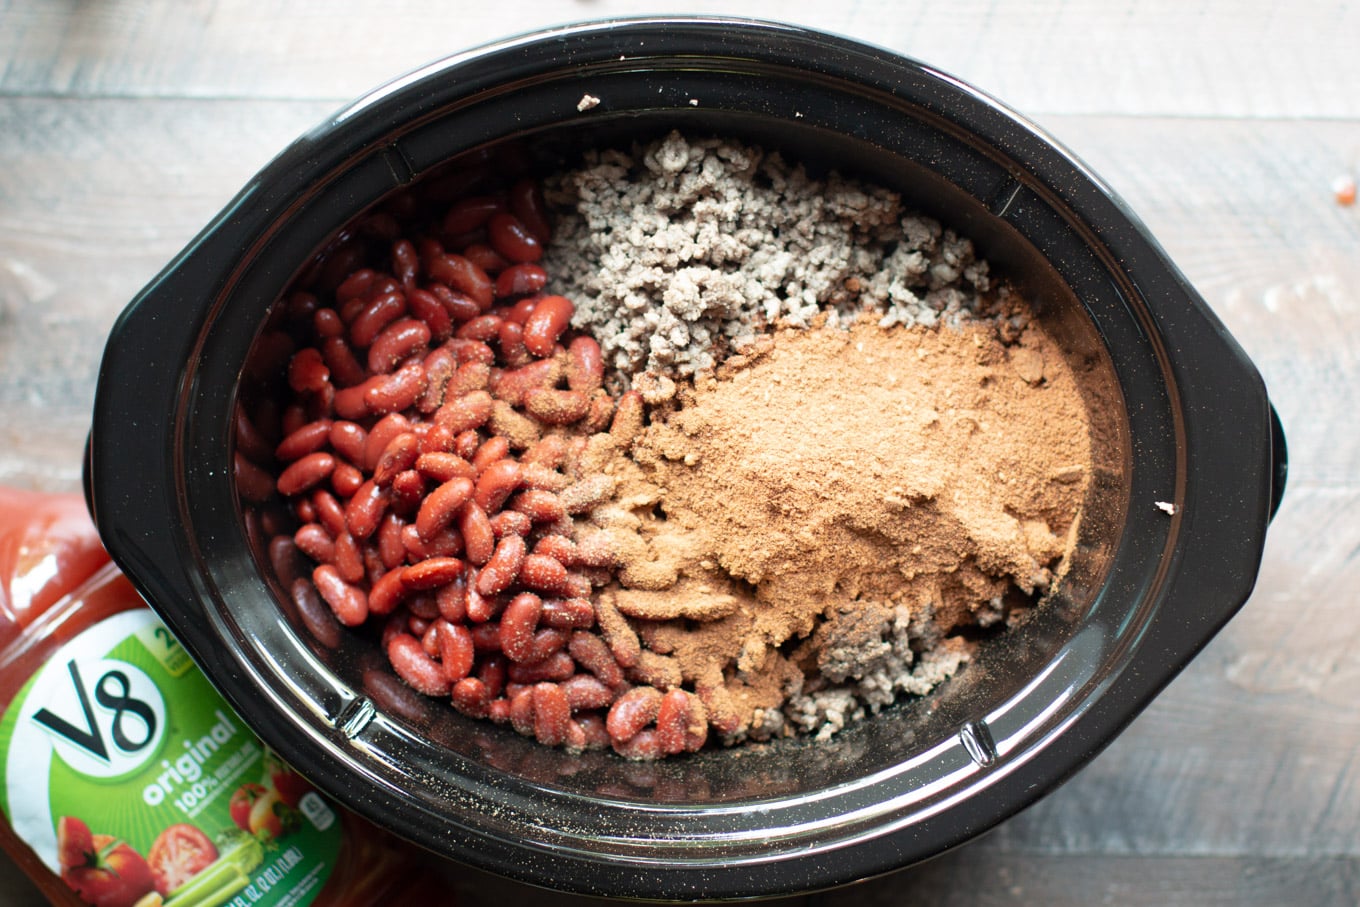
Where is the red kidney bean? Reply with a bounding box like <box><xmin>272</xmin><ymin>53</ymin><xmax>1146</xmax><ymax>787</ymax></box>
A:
<box><xmin>389</xmin><ymin>469</ymin><xmax>427</xmax><ymax>515</ymax></box>
<box><xmin>522</xmin><ymin>295</ymin><xmax>573</xmax><ymax>357</ymax></box>
<box><xmin>565</xmin><ymin>336</ymin><xmax>604</xmax><ymax>393</ymax></box>
<box><xmin>288</xmin><ymin>347</ymin><xmax>330</xmax><ymax>394</ymax></box>
<box><xmin>368</xmin><ymin>568</ymin><xmax>407</xmax><ymax>616</ymax></box>
<box><xmin>275</xmin><ymin>418</ymin><xmax>332</xmax><ymax>462</ymax></box>
<box><xmin>524</xmin><ymin>388</ymin><xmax>589</xmax><ymax>425</ymax></box>
<box><xmin>561</xmin><ymin>674</ymin><xmax>615</xmax><ymax>711</ymax></box>
<box><xmin>532</xmin><ymin>683</ymin><xmax>571</xmax><ymax>746</ymax></box>
<box><xmin>504</xmin><ymin>296</ymin><xmax>539</xmax><ymax>325</ymax></box>
<box><xmin>508</xmin><ymin>687</ymin><xmax>537</xmax><ymax>737</ymax></box>
<box><xmin>521</xmin><ymin>435</ymin><xmax>569</xmax><ymax>469</ymax></box>
<box><xmin>364</xmin><ymin>360</ymin><xmax>427</xmax><ymax>414</ymax></box>
<box><xmin>407</xmin><ymin>287</ymin><xmax>453</xmax><ymax>342</ymax></box>
<box><xmin>435</xmin><ymin>620</ymin><xmax>476</xmax><ymax>682</ymax></box>
<box><xmin>372</xmin><ymin>431</ymin><xmax>421</xmax><ymax>486</ymax></box>
<box><xmin>415</xmin><ymin>451</ymin><xmax>475</xmax><ymax>483</ymax></box>
<box><xmin>428</xmin><ymin>254</ymin><xmax>494</xmax><ymax>310</ymax></box>
<box><xmin>451</xmin><ymin>677</ymin><xmax>492</xmax><ymax>718</ymax></box>
<box><xmin>568</xmin><ymin>631</ymin><xmax>627</xmax><ymax>688</ymax></box>
<box><xmin>419</xmin><ymin>346</ymin><xmax>456</xmax><ymax>413</ymax></box>
<box><xmin>329</xmin><ymin>420</ymin><xmax>368</xmax><ymax>463</ymax></box>
<box><xmin>335</xmin><ymin>267</ymin><xmax>378</xmax><ymax>304</ymax></box>
<box><xmin>446</xmin><ymin>360</ymin><xmax>491</xmax><ymax>399</ymax></box>
<box><xmin>313</xmin><ymin>564</ymin><xmax>368</xmax><ymax>626</ymax></box>
<box><xmin>613</xmin><ymin>728</ymin><xmax>663</xmax><ymax>760</ymax></box>
<box><xmin>442</xmin><ymin>195</ymin><xmax>504</xmax><ymax>236</ymax></box>
<box><xmin>506</xmin><ymin>650</ymin><xmax>574</xmax><ymax>684</ymax></box>
<box><xmin>363</xmin><ymin>413</ymin><xmax>413</xmax><ymax>471</ymax></box>
<box><xmin>444</xmin><ymin>337</ymin><xmax>496</xmax><ymax>366</ymax></box>
<box><xmin>476</xmin><ymin>534</ymin><xmax>526</xmax><ymax>596</ymax></box>
<box><xmin>333</xmin><ymin>531</ymin><xmax>365</xmax><ymax>583</ymax></box>
<box><xmin>540</xmin><ymin>597</ymin><xmax>595</xmax><ymax>630</ymax></box>
<box><xmin>387</xmin><ymin>632</ymin><xmax>450</xmax><ymax>697</ymax></box>
<box><xmin>436</xmin><ymin>577</ymin><xmax>467</xmax><ymax>622</ymax></box>
<box><xmin>487</xmin><ymin>212</ymin><xmax>543</xmax><ymax>264</ymax></box>
<box><xmin>415</xmin><ymin>476</ymin><xmax>475</xmax><ymax>541</ymax></box>
<box><xmin>473</xmin><ymin>458</ymin><xmax>522</xmax><ymax>512</ymax></box>
<box><xmin>465</xmin><ymin>581</ymin><xmax>499</xmax><ymax>625</ymax></box>
<box><xmin>428</xmin><ymin>284</ymin><xmax>482</xmax><ymax>323</ymax></box>
<box><xmin>497</xmin><ymin>319</ymin><xmax>532</xmax><ymax>368</ymax></box>
<box><xmin>510</xmin><ymin>490</ymin><xmax>567</xmax><ymax>524</ymax></box>
<box><xmin>331</xmin><ymin>461</ymin><xmax>364</xmax><ymax>497</ymax></box>
<box><xmin>519</xmin><ymin>553</ymin><xmax>568</xmax><ymax>593</ymax></box>
<box><xmin>470</xmin><ymin>436</ymin><xmax>510</xmax><ymax>476</ymax></box>
<box><xmin>392</xmin><ymin>238</ymin><xmax>419</xmax><ymax>289</ymax></box>
<box><xmin>407</xmin><ymin>592</ymin><xmax>440</xmax><ymax>621</ymax></box>
<box><xmin>499</xmin><ymin>592</ymin><xmax>544</xmax><ymax>663</ymax></box>
<box><xmin>344</xmin><ymin>480</ymin><xmax>388</xmax><ymax>540</ymax></box>
<box><xmin>434</xmin><ymin>390</ymin><xmax>493</xmax><ymax>434</ymax></box>
<box><xmin>277</xmin><ymin>452</ymin><xmax>336</xmax><ymax>496</ymax></box>
<box><xmin>454</xmin><ymin>313</ymin><xmax>503</xmax><ymax>342</ymax></box>
<box><xmin>321</xmin><ymin>336</ymin><xmax>368</xmax><ymax>389</ymax></box>
<box><xmin>293</xmin><ymin>522</ymin><xmax>336</xmax><ymax>564</ymax></box>
<box><xmin>606</xmin><ymin>686</ymin><xmax>663</xmax><ymax>742</ymax></box>
<box><xmin>403</xmin><ymin>556</ymin><xmax>466</xmax><ymax>590</ymax></box>
<box><xmin>582</xmin><ymin>393</ymin><xmax>615</xmax><ymax>434</ymax></box>
<box><xmin>510</xmin><ymin>178</ymin><xmax>552</xmax><ymax>241</ymax></box>
<box><xmin>453</xmin><ymin>429</ymin><xmax>481</xmax><ymax>461</ymax></box>
<box><xmin>313</xmin><ymin>306</ymin><xmax>345</xmax><ymax>339</ymax></box>
<box><xmin>291</xmin><ymin>577</ymin><xmax>342</xmax><ymax>649</ymax></box>
<box><xmin>269</xmin><ymin>535</ymin><xmax>304</xmax><ymax>588</ymax></box>
<box><xmin>377</xmin><ymin>513</ymin><xmax>407</xmax><ymax>569</ymax></box>
<box><xmin>459</xmin><ymin>500</ymin><xmax>496</xmax><ymax>566</ymax></box>
<box><xmin>489</xmin><ymin>510</ymin><xmax>532</xmax><ymax>539</ymax></box>
<box><xmin>349</xmin><ymin>290</ymin><xmax>407</xmax><ymax>349</ymax></box>
<box><xmin>462</xmin><ymin>242</ymin><xmax>510</xmax><ymax>275</ymax></box>
<box><xmin>367</xmin><ymin>318</ymin><xmax>431</xmax><ymax>374</ymax></box>
<box><xmin>594</xmin><ymin>596</ymin><xmax>641</xmax><ymax>669</ymax></box>
<box><xmin>312</xmin><ymin>489</ymin><xmax>348</xmax><ymax>537</ymax></box>
<box><xmin>655</xmin><ymin>689</ymin><xmax>708</xmax><ymax>754</ymax></box>
<box><xmin>520</xmin><ymin>463</ymin><xmax>570</xmax><ymax>493</ymax></box>
<box><xmin>490</xmin><ymin>358</ymin><xmax>560</xmax><ymax>407</ymax></box>
<box><xmin>494</xmin><ymin>262</ymin><xmax>548</xmax><ymax>299</ymax></box>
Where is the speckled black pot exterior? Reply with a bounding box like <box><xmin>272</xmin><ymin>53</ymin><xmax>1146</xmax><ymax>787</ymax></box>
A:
<box><xmin>86</xmin><ymin>18</ymin><xmax>1285</xmax><ymax>901</ymax></box>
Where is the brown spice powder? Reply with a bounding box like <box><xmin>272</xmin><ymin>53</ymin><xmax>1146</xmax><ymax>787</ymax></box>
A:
<box><xmin>583</xmin><ymin>310</ymin><xmax>1093</xmax><ymax>741</ymax></box>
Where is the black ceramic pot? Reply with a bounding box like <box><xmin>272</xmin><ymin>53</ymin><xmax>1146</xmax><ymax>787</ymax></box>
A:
<box><xmin>85</xmin><ymin>17</ymin><xmax>1286</xmax><ymax>901</ymax></box>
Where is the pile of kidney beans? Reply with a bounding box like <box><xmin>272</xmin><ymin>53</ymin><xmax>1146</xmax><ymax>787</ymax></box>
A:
<box><xmin>235</xmin><ymin>161</ymin><xmax>711</xmax><ymax>760</ymax></box>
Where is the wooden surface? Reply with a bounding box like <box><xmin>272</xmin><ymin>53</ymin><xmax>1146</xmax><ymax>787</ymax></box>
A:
<box><xmin>2</xmin><ymin>1</ymin><xmax>1358</xmax><ymax>903</ymax></box>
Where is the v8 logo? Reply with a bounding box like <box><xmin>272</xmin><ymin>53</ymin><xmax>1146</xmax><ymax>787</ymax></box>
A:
<box><xmin>28</xmin><ymin>658</ymin><xmax>166</xmax><ymax>779</ymax></box>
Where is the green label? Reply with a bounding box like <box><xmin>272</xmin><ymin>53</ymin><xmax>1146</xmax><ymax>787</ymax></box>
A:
<box><xmin>0</xmin><ymin>608</ymin><xmax>342</xmax><ymax>907</ymax></box>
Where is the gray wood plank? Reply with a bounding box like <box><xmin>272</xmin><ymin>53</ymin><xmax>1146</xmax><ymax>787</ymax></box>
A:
<box><xmin>2</xmin><ymin>0</ymin><xmax>1358</xmax><ymax>119</ymax></box>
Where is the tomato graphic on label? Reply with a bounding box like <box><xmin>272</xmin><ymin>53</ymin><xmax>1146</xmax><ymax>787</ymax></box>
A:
<box><xmin>146</xmin><ymin>823</ymin><xmax>218</xmax><ymax>896</ymax></box>
<box><xmin>248</xmin><ymin>786</ymin><xmax>299</xmax><ymax>839</ymax></box>
<box><xmin>229</xmin><ymin>782</ymin><xmax>267</xmax><ymax>831</ymax></box>
<box><xmin>56</xmin><ymin>817</ymin><xmax>155</xmax><ymax>907</ymax></box>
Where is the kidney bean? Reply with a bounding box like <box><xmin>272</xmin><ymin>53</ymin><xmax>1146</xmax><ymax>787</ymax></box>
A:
<box><xmin>606</xmin><ymin>686</ymin><xmax>663</xmax><ymax>742</ymax></box>
<box><xmin>532</xmin><ymin>683</ymin><xmax>571</xmax><ymax>746</ymax></box>
<box><xmin>269</xmin><ymin>535</ymin><xmax>304</xmax><ymax>588</ymax></box>
<box><xmin>459</xmin><ymin>501</ymin><xmax>496</xmax><ymax>566</ymax></box>
<box><xmin>582</xmin><ymin>393</ymin><xmax>615</xmax><ymax>434</ymax></box>
<box><xmin>418</xmin><ymin>345</ymin><xmax>456</xmax><ymax>413</ymax></box>
<box><xmin>368</xmin><ymin>568</ymin><xmax>407</xmax><ymax>616</ymax></box>
<box><xmin>504</xmin><ymin>296</ymin><xmax>540</xmax><ymax>325</ymax></box>
<box><xmin>349</xmin><ymin>290</ymin><xmax>407</xmax><ymax>349</ymax></box>
<box><xmin>595</xmin><ymin>596</ymin><xmax>641</xmax><ymax>669</ymax></box>
<box><xmin>313</xmin><ymin>564</ymin><xmax>368</xmax><ymax>627</ymax></box>
<box><xmin>392</xmin><ymin>238</ymin><xmax>419</xmax><ymax>289</ymax></box>
<box><xmin>519</xmin><ymin>463</ymin><xmax>570</xmax><ymax>494</ymax></box>
<box><xmin>474</xmin><ymin>458</ymin><xmax>523</xmax><ymax>512</ymax></box>
<box><xmin>506</xmin><ymin>650</ymin><xmax>574</xmax><ymax>684</ymax></box>
<box><xmin>407</xmin><ymin>592</ymin><xmax>440</xmax><ymax>621</ymax></box>
<box><xmin>540</xmin><ymin>596</ymin><xmax>595</xmax><ymax>630</ymax></box>
<box><xmin>344</xmin><ymin>480</ymin><xmax>388</xmax><ymax>540</ymax></box>
<box><xmin>520</xmin><ymin>435</ymin><xmax>569</xmax><ymax>469</ymax></box>
<box><xmin>495</xmin><ymin>262</ymin><xmax>548</xmax><ymax>299</ymax></box>
<box><xmin>519</xmin><ymin>553</ymin><xmax>568</xmax><ymax>593</ymax></box>
<box><xmin>563</xmin><ymin>335</ymin><xmax>604</xmax><ymax>392</ymax></box>
<box><xmin>291</xmin><ymin>577</ymin><xmax>342</xmax><ymax>649</ymax></box>
<box><xmin>613</xmin><ymin>728</ymin><xmax>663</xmax><ymax>760</ymax></box>
<box><xmin>363</xmin><ymin>413</ymin><xmax>413</xmax><ymax>471</ymax></box>
<box><xmin>568</xmin><ymin>631</ymin><xmax>627</xmax><ymax>689</ymax></box>
<box><xmin>427</xmin><ymin>284</ymin><xmax>482</xmax><ymax>324</ymax></box>
<box><xmin>325</xmin><ymin>420</ymin><xmax>365</xmax><ymax>464</ymax></box>
<box><xmin>436</xmin><ymin>577</ymin><xmax>467</xmax><ymax>622</ymax></box>
<box><xmin>500</xmin><ymin>592</ymin><xmax>544</xmax><ymax>663</ymax></box>
<box><xmin>524</xmin><ymin>388</ymin><xmax>589</xmax><ymax>425</ymax></box>
<box><xmin>561</xmin><ymin>674</ymin><xmax>616</xmax><ymax>711</ymax></box>
<box><xmin>364</xmin><ymin>360</ymin><xmax>427</xmax><ymax>414</ymax></box>
<box><xmin>462</xmin><ymin>242</ymin><xmax>510</xmax><ymax>275</ymax></box>
<box><xmin>313</xmin><ymin>305</ymin><xmax>345</xmax><ymax>338</ymax></box>
<box><xmin>478</xmin><ymin>653</ymin><xmax>507</xmax><ymax>697</ymax></box>
<box><xmin>277</xmin><ymin>452</ymin><xmax>336</xmax><ymax>496</ymax></box>
<box><xmin>332</xmin><ymin>461</ymin><xmax>364</xmax><ymax>497</ymax></box>
<box><xmin>451</xmin><ymin>677</ymin><xmax>492</xmax><ymax>718</ymax></box>
<box><xmin>335</xmin><ymin>267</ymin><xmax>378</xmax><ymax>304</ymax></box>
<box><xmin>415</xmin><ymin>476</ymin><xmax>475</xmax><ymax>541</ymax></box>
<box><xmin>287</xmin><ymin>347</ymin><xmax>330</xmax><ymax>394</ymax></box>
<box><xmin>508</xmin><ymin>687</ymin><xmax>537</xmax><ymax>737</ymax></box>
<box><xmin>389</xmin><ymin>469</ymin><xmax>427</xmax><ymax>515</ymax></box>
<box><xmin>333</xmin><ymin>531</ymin><xmax>366</xmax><ymax>583</ymax></box>
<box><xmin>407</xmin><ymin>288</ymin><xmax>454</xmax><ymax>342</ymax></box>
<box><xmin>509</xmin><ymin>178</ymin><xmax>552</xmax><ymax>241</ymax></box>
<box><xmin>486</xmin><ymin>697</ymin><xmax>512</xmax><ymax>724</ymax></box>
<box><xmin>321</xmin><ymin>335</ymin><xmax>368</xmax><ymax>389</ymax></box>
<box><xmin>454</xmin><ymin>313</ymin><xmax>503</xmax><ymax>343</ymax></box>
<box><xmin>367</xmin><ymin>318</ymin><xmax>431</xmax><ymax>374</ymax></box>
<box><xmin>428</xmin><ymin>254</ymin><xmax>494</xmax><ymax>309</ymax></box>
<box><xmin>497</xmin><ymin>319</ymin><xmax>532</xmax><ymax>368</ymax></box>
<box><xmin>293</xmin><ymin>522</ymin><xmax>336</xmax><ymax>564</ymax></box>
<box><xmin>559</xmin><ymin>474</ymin><xmax>617</xmax><ymax>515</ymax></box>
<box><xmin>442</xmin><ymin>195</ymin><xmax>504</xmax><ymax>236</ymax></box>
<box><xmin>434</xmin><ymin>390</ymin><xmax>493</xmax><ymax>435</ymax></box>
<box><xmin>372</xmin><ymin>432</ymin><xmax>421</xmax><ymax>486</ymax></box>
<box><xmin>312</xmin><ymin>489</ymin><xmax>348</xmax><ymax>537</ymax></box>
<box><xmin>403</xmin><ymin>556</ymin><xmax>466</xmax><ymax>590</ymax></box>
<box><xmin>415</xmin><ymin>451</ymin><xmax>475</xmax><ymax>483</ymax></box>
<box><xmin>387</xmin><ymin>632</ymin><xmax>451</xmax><ymax>697</ymax></box>
<box><xmin>476</xmin><ymin>534</ymin><xmax>526</xmax><ymax>595</ymax></box>
<box><xmin>453</xmin><ymin>429</ymin><xmax>481</xmax><ymax>461</ymax></box>
<box><xmin>377</xmin><ymin>513</ymin><xmax>407</xmax><ymax>569</ymax></box>
<box><xmin>491</xmin><ymin>358</ymin><xmax>561</xmax><ymax>407</ymax></box>
<box><xmin>433</xmin><ymin>621</ymin><xmax>476</xmax><ymax>683</ymax></box>
<box><xmin>467</xmin><ymin>437</ymin><xmax>507</xmax><ymax>477</ymax></box>
<box><xmin>489</xmin><ymin>510</ymin><xmax>533</xmax><ymax>539</ymax></box>
<box><xmin>522</xmin><ymin>295</ymin><xmax>573</xmax><ymax>357</ymax></box>
<box><xmin>488</xmin><ymin>212</ymin><xmax>543</xmax><ymax>264</ymax></box>
<box><xmin>273</xmin><ymin>419</ymin><xmax>330</xmax><ymax>462</ymax></box>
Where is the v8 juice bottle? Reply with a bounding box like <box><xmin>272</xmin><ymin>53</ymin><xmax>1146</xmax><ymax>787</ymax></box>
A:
<box><xmin>0</xmin><ymin>488</ymin><xmax>444</xmax><ymax>907</ymax></box>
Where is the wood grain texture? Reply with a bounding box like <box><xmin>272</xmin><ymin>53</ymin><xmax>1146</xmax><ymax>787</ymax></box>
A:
<box><xmin>1</xmin><ymin>0</ymin><xmax>1357</xmax><ymax>903</ymax></box>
